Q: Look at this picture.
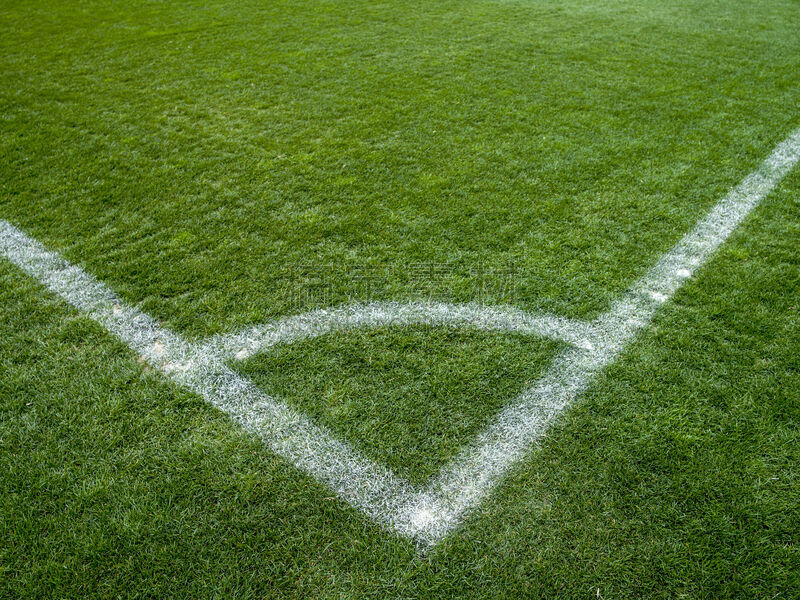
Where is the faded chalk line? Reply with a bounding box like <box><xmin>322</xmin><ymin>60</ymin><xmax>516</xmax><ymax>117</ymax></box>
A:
<box><xmin>2</xmin><ymin>126</ymin><xmax>799</xmax><ymax>549</ymax></box>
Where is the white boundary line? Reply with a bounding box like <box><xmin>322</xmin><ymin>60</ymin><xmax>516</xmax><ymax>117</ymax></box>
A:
<box><xmin>1</xmin><ymin>127</ymin><xmax>798</xmax><ymax>549</ymax></box>
<box><xmin>0</xmin><ymin>219</ymin><xmax>417</xmax><ymax>531</ymax></box>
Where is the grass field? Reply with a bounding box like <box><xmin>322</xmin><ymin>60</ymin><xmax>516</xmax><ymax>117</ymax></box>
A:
<box><xmin>2</xmin><ymin>0</ymin><xmax>800</xmax><ymax>597</ymax></box>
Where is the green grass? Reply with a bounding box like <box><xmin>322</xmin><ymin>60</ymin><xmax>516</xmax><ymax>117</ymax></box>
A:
<box><xmin>239</xmin><ymin>326</ymin><xmax>562</xmax><ymax>483</ymax></box>
<box><xmin>1</xmin><ymin>0</ymin><xmax>799</xmax><ymax>597</ymax></box>
<box><xmin>2</xmin><ymin>0</ymin><xmax>798</xmax><ymax>335</ymax></box>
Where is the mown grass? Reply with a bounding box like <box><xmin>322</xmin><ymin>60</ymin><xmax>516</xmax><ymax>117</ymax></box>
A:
<box><xmin>1</xmin><ymin>0</ymin><xmax>799</xmax><ymax>598</ymax></box>
<box><xmin>2</xmin><ymin>0</ymin><xmax>799</xmax><ymax>335</ymax></box>
<box><xmin>239</xmin><ymin>327</ymin><xmax>562</xmax><ymax>483</ymax></box>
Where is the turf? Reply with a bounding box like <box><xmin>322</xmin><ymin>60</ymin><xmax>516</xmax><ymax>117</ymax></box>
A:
<box><xmin>239</xmin><ymin>326</ymin><xmax>562</xmax><ymax>483</ymax></box>
<box><xmin>2</xmin><ymin>0</ymin><xmax>799</xmax><ymax>336</ymax></box>
<box><xmin>1</xmin><ymin>0</ymin><xmax>799</xmax><ymax>597</ymax></box>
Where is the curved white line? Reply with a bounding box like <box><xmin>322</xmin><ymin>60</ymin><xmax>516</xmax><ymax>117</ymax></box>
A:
<box><xmin>200</xmin><ymin>300</ymin><xmax>599</xmax><ymax>362</ymax></box>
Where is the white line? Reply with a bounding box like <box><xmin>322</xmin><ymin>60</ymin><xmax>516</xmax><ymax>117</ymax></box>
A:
<box><xmin>201</xmin><ymin>300</ymin><xmax>598</xmax><ymax>361</ymax></box>
<box><xmin>0</xmin><ymin>220</ymin><xmax>416</xmax><ymax>531</ymax></box>
<box><xmin>391</xmin><ymin>126</ymin><xmax>800</xmax><ymax>544</ymax></box>
<box><xmin>1</xmin><ymin>126</ymin><xmax>798</xmax><ymax>550</ymax></box>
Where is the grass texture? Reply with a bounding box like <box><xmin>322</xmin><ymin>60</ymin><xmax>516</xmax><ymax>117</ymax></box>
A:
<box><xmin>1</xmin><ymin>0</ymin><xmax>799</xmax><ymax>597</ymax></box>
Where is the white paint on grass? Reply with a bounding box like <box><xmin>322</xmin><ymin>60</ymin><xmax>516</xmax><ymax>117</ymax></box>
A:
<box><xmin>200</xmin><ymin>300</ymin><xmax>599</xmax><ymax>360</ymax></box>
<box><xmin>0</xmin><ymin>219</ymin><xmax>416</xmax><ymax>531</ymax></box>
<box><xmin>2</xmin><ymin>126</ymin><xmax>798</xmax><ymax>549</ymax></box>
<box><xmin>390</xmin><ymin>126</ymin><xmax>800</xmax><ymax>544</ymax></box>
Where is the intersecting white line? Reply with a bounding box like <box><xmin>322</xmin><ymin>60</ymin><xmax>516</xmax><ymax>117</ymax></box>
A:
<box><xmin>1</xmin><ymin>126</ymin><xmax>798</xmax><ymax>549</ymax></box>
<box><xmin>0</xmin><ymin>220</ymin><xmax>417</xmax><ymax>532</ymax></box>
<box><xmin>390</xmin><ymin>126</ymin><xmax>800</xmax><ymax>543</ymax></box>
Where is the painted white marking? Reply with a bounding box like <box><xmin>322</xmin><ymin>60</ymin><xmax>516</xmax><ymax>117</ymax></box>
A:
<box><xmin>199</xmin><ymin>300</ymin><xmax>598</xmax><ymax>361</ymax></box>
<box><xmin>390</xmin><ymin>127</ymin><xmax>800</xmax><ymax>544</ymax></box>
<box><xmin>1</xmin><ymin>126</ymin><xmax>798</xmax><ymax>549</ymax></box>
<box><xmin>0</xmin><ymin>219</ymin><xmax>416</xmax><ymax>534</ymax></box>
